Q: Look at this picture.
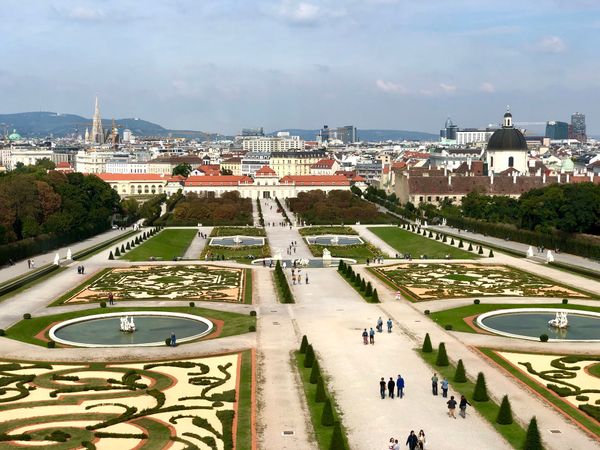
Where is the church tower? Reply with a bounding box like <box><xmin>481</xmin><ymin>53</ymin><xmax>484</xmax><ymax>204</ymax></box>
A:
<box><xmin>90</xmin><ymin>96</ymin><xmax>104</xmax><ymax>144</ymax></box>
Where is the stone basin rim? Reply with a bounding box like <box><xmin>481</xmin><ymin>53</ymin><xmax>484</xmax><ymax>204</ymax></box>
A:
<box><xmin>475</xmin><ymin>308</ymin><xmax>600</xmax><ymax>342</ymax></box>
<box><xmin>49</xmin><ymin>311</ymin><xmax>214</xmax><ymax>348</ymax></box>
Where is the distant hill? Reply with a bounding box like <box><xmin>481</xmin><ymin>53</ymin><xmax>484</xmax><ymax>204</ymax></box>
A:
<box><xmin>0</xmin><ymin>112</ymin><xmax>212</xmax><ymax>140</ymax></box>
<box><xmin>271</xmin><ymin>128</ymin><xmax>438</xmax><ymax>142</ymax></box>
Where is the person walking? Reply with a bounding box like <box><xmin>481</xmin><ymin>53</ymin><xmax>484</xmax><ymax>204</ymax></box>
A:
<box><xmin>447</xmin><ymin>395</ymin><xmax>457</xmax><ymax>419</ymax></box>
<box><xmin>108</xmin><ymin>292</ymin><xmax>114</xmax><ymax>305</ymax></box>
<box><xmin>305</xmin><ymin>273</ymin><xmax>308</xmax><ymax>284</ymax></box>
<box><xmin>369</xmin><ymin>327</ymin><xmax>375</xmax><ymax>344</ymax></box>
<box><xmin>396</xmin><ymin>374</ymin><xmax>404</xmax><ymax>398</ymax></box>
<box><xmin>387</xmin><ymin>318</ymin><xmax>393</xmax><ymax>333</ymax></box>
<box><xmin>362</xmin><ymin>329</ymin><xmax>368</xmax><ymax>345</ymax></box>
<box><xmin>431</xmin><ymin>373</ymin><xmax>438</xmax><ymax>396</ymax></box>
<box><xmin>27</xmin><ymin>259</ymin><xmax>31</xmax><ymax>269</ymax></box>
<box><xmin>387</xmin><ymin>377</ymin><xmax>395</xmax><ymax>399</ymax></box>
<box><xmin>377</xmin><ymin>317</ymin><xmax>383</xmax><ymax>333</ymax></box>
<box><xmin>441</xmin><ymin>377</ymin><xmax>449</xmax><ymax>398</ymax></box>
<box><xmin>459</xmin><ymin>395</ymin><xmax>471</xmax><ymax>418</ymax></box>
<box><xmin>417</xmin><ymin>430</ymin><xmax>426</xmax><ymax>450</ymax></box>
<box><xmin>379</xmin><ymin>377</ymin><xmax>386</xmax><ymax>399</ymax></box>
<box><xmin>392</xmin><ymin>439</ymin><xmax>400</xmax><ymax>450</ymax></box>
<box><xmin>406</xmin><ymin>431</ymin><xmax>418</xmax><ymax>450</ymax></box>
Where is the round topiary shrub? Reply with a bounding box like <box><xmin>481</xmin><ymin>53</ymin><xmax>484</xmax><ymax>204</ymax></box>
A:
<box><xmin>189</xmin><ymin>302</ymin><xmax>195</xmax><ymax>307</ymax></box>
<box><xmin>249</xmin><ymin>325</ymin><xmax>256</xmax><ymax>332</ymax></box>
<box><xmin>23</xmin><ymin>313</ymin><xmax>31</xmax><ymax>320</ymax></box>
<box><xmin>474</xmin><ymin>299</ymin><xmax>480</xmax><ymax>304</ymax></box>
<box><xmin>100</xmin><ymin>301</ymin><xmax>107</xmax><ymax>308</ymax></box>
<box><xmin>165</xmin><ymin>338</ymin><xmax>171</xmax><ymax>346</ymax></box>
<box><xmin>562</xmin><ymin>298</ymin><xmax>569</xmax><ymax>304</ymax></box>
<box><xmin>250</xmin><ymin>310</ymin><xmax>257</xmax><ymax>316</ymax></box>
<box><xmin>444</xmin><ymin>324</ymin><xmax>453</xmax><ymax>331</ymax></box>
<box><xmin>539</xmin><ymin>334</ymin><xmax>549</xmax><ymax>342</ymax></box>
<box><xmin>424</xmin><ymin>309</ymin><xmax>430</xmax><ymax>315</ymax></box>
<box><xmin>47</xmin><ymin>341</ymin><xmax>56</xmax><ymax>348</ymax></box>
<box><xmin>575</xmin><ymin>395</ymin><xmax>589</xmax><ymax>401</ymax></box>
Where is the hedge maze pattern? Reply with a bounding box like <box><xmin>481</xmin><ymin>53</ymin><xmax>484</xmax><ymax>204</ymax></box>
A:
<box><xmin>0</xmin><ymin>354</ymin><xmax>240</xmax><ymax>449</ymax></box>
<box><xmin>373</xmin><ymin>263</ymin><xmax>590</xmax><ymax>300</ymax></box>
<box><xmin>67</xmin><ymin>265</ymin><xmax>245</xmax><ymax>304</ymax></box>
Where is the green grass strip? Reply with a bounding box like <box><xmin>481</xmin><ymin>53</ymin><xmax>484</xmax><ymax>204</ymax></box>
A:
<box><xmin>480</xmin><ymin>348</ymin><xmax>600</xmax><ymax>439</ymax></box>
<box><xmin>419</xmin><ymin>348</ymin><xmax>526</xmax><ymax>448</ymax></box>
<box><xmin>243</xmin><ymin>269</ymin><xmax>253</xmax><ymax>304</ymax></box>
<box><xmin>337</xmin><ymin>270</ymin><xmax>378</xmax><ymax>303</ymax></box>
<box><xmin>122</xmin><ymin>229</ymin><xmax>197</xmax><ymax>261</ymax></box>
<box><xmin>429</xmin><ymin>303</ymin><xmax>600</xmax><ymax>333</ymax></box>
<box><xmin>75</xmin><ymin>230</ymin><xmax>138</xmax><ymax>261</ymax></box>
<box><xmin>236</xmin><ymin>350</ymin><xmax>254</xmax><ymax>450</ymax></box>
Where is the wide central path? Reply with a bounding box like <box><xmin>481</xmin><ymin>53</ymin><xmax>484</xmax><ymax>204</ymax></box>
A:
<box><xmin>260</xmin><ymin>199</ymin><xmax>312</xmax><ymax>260</ymax></box>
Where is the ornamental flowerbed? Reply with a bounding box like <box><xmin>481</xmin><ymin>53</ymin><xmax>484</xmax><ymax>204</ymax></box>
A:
<box><xmin>64</xmin><ymin>265</ymin><xmax>245</xmax><ymax>303</ymax></box>
<box><xmin>371</xmin><ymin>263</ymin><xmax>591</xmax><ymax>300</ymax></box>
<box><xmin>0</xmin><ymin>353</ymin><xmax>252</xmax><ymax>449</ymax></box>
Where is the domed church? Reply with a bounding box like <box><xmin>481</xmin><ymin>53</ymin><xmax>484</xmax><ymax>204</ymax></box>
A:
<box><xmin>485</xmin><ymin>108</ymin><xmax>528</xmax><ymax>174</ymax></box>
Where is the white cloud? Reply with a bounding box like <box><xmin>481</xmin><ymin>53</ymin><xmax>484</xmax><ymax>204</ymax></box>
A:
<box><xmin>439</xmin><ymin>83</ymin><xmax>457</xmax><ymax>93</ymax></box>
<box><xmin>533</xmin><ymin>36</ymin><xmax>567</xmax><ymax>53</ymax></box>
<box><xmin>278</xmin><ymin>1</ymin><xmax>321</xmax><ymax>25</ymax></box>
<box><xmin>375</xmin><ymin>79</ymin><xmax>408</xmax><ymax>94</ymax></box>
<box><xmin>479</xmin><ymin>82</ymin><xmax>496</xmax><ymax>93</ymax></box>
<box><xmin>64</xmin><ymin>6</ymin><xmax>106</xmax><ymax>21</ymax></box>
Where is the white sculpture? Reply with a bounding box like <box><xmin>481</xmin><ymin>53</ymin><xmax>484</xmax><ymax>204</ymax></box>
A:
<box><xmin>233</xmin><ymin>236</ymin><xmax>242</xmax><ymax>244</ymax></box>
<box><xmin>442</xmin><ymin>218</ymin><xmax>447</xmax><ymax>226</ymax></box>
<box><xmin>66</xmin><ymin>248</ymin><xmax>72</xmax><ymax>260</ymax></box>
<box><xmin>527</xmin><ymin>246</ymin><xmax>534</xmax><ymax>258</ymax></box>
<box><xmin>546</xmin><ymin>250</ymin><xmax>554</xmax><ymax>263</ymax></box>
<box><xmin>548</xmin><ymin>311</ymin><xmax>568</xmax><ymax>329</ymax></box>
<box><xmin>423</xmin><ymin>221</ymin><xmax>428</xmax><ymax>229</ymax></box>
<box><xmin>120</xmin><ymin>316</ymin><xmax>136</xmax><ymax>332</ymax></box>
<box><xmin>53</xmin><ymin>253</ymin><xmax>60</xmax><ymax>265</ymax></box>
<box><xmin>330</xmin><ymin>236</ymin><xmax>339</xmax><ymax>245</ymax></box>
<box><xmin>322</xmin><ymin>248</ymin><xmax>332</xmax><ymax>260</ymax></box>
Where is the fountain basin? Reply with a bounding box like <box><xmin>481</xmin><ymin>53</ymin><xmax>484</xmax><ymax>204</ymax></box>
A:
<box><xmin>251</xmin><ymin>258</ymin><xmax>357</xmax><ymax>268</ymax></box>
<box><xmin>305</xmin><ymin>235</ymin><xmax>364</xmax><ymax>246</ymax></box>
<box><xmin>209</xmin><ymin>236</ymin><xmax>265</xmax><ymax>247</ymax></box>
<box><xmin>476</xmin><ymin>308</ymin><xmax>600</xmax><ymax>342</ymax></box>
<box><xmin>49</xmin><ymin>312</ymin><xmax>213</xmax><ymax>348</ymax></box>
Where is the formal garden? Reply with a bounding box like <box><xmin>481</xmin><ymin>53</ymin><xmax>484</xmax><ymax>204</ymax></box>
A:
<box><xmin>368</xmin><ymin>226</ymin><xmax>478</xmax><ymax>259</ymax></box>
<box><xmin>370</xmin><ymin>263</ymin><xmax>593</xmax><ymax>301</ymax></box>
<box><xmin>121</xmin><ymin>228</ymin><xmax>197</xmax><ymax>261</ymax></box>
<box><xmin>0</xmin><ymin>351</ymin><xmax>253</xmax><ymax>449</ymax></box>
<box><xmin>54</xmin><ymin>265</ymin><xmax>252</xmax><ymax>304</ymax></box>
<box><xmin>482</xmin><ymin>349</ymin><xmax>600</xmax><ymax>439</ymax></box>
<box><xmin>202</xmin><ymin>227</ymin><xmax>270</xmax><ymax>262</ymax></box>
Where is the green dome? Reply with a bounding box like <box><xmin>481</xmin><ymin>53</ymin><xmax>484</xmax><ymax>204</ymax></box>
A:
<box><xmin>8</xmin><ymin>129</ymin><xmax>22</xmax><ymax>141</ymax></box>
<box><xmin>561</xmin><ymin>158</ymin><xmax>574</xmax><ymax>172</ymax></box>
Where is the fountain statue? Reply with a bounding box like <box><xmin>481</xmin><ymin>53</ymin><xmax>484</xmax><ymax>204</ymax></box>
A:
<box><xmin>526</xmin><ymin>246</ymin><xmax>534</xmax><ymax>258</ymax></box>
<box><xmin>546</xmin><ymin>250</ymin><xmax>554</xmax><ymax>263</ymax></box>
<box><xmin>233</xmin><ymin>236</ymin><xmax>243</xmax><ymax>245</ymax></box>
<box><xmin>548</xmin><ymin>311</ymin><xmax>568</xmax><ymax>329</ymax></box>
<box><xmin>330</xmin><ymin>236</ymin><xmax>339</xmax><ymax>245</ymax></box>
<box><xmin>322</xmin><ymin>248</ymin><xmax>332</xmax><ymax>261</ymax></box>
<box><xmin>53</xmin><ymin>253</ymin><xmax>60</xmax><ymax>265</ymax></box>
<box><xmin>120</xmin><ymin>316</ymin><xmax>136</xmax><ymax>333</ymax></box>
<box><xmin>66</xmin><ymin>248</ymin><xmax>72</xmax><ymax>260</ymax></box>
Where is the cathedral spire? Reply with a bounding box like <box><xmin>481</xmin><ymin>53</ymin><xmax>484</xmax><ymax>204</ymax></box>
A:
<box><xmin>91</xmin><ymin>95</ymin><xmax>104</xmax><ymax>144</ymax></box>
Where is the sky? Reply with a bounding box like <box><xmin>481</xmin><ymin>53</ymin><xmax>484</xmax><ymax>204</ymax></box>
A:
<box><xmin>1</xmin><ymin>0</ymin><xmax>600</xmax><ymax>135</ymax></box>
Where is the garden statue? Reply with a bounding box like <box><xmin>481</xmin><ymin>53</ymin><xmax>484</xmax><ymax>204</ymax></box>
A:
<box><xmin>527</xmin><ymin>246</ymin><xmax>534</xmax><ymax>258</ymax></box>
<box><xmin>66</xmin><ymin>248</ymin><xmax>72</xmax><ymax>260</ymax></box>
<box><xmin>548</xmin><ymin>311</ymin><xmax>568</xmax><ymax>329</ymax></box>
<box><xmin>53</xmin><ymin>253</ymin><xmax>60</xmax><ymax>265</ymax></box>
<box><xmin>120</xmin><ymin>316</ymin><xmax>136</xmax><ymax>332</ymax></box>
<box><xmin>233</xmin><ymin>236</ymin><xmax>242</xmax><ymax>245</ymax></box>
<box><xmin>546</xmin><ymin>250</ymin><xmax>554</xmax><ymax>263</ymax></box>
<box><xmin>322</xmin><ymin>248</ymin><xmax>332</xmax><ymax>260</ymax></box>
<box><xmin>330</xmin><ymin>236</ymin><xmax>339</xmax><ymax>245</ymax></box>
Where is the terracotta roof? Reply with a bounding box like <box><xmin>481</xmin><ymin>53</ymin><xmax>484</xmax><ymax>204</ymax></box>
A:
<box><xmin>255</xmin><ymin>165</ymin><xmax>277</xmax><ymax>176</ymax></box>
<box><xmin>222</xmin><ymin>157</ymin><xmax>242</xmax><ymax>164</ymax></box>
<box><xmin>56</xmin><ymin>161</ymin><xmax>72</xmax><ymax>168</ymax></box>
<box><xmin>184</xmin><ymin>175</ymin><xmax>254</xmax><ymax>186</ymax></box>
<box><xmin>95</xmin><ymin>173</ymin><xmax>166</xmax><ymax>181</ymax></box>
<box><xmin>311</xmin><ymin>159</ymin><xmax>336</xmax><ymax>169</ymax></box>
<box><xmin>392</xmin><ymin>161</ymin><xmax>406</xmax><ymax>169</ymax></box>
<box><xmin>279</xmin><ymin>175</ymin><xmax>350</xmax><ymax>186</ymax></box>
<box><xmin>403</xmin><ymin>151</ymin><xmax>430</xmax><ymax>159</ymax></box>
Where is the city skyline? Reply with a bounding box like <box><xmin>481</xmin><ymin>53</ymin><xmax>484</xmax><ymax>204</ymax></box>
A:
<box><xmin>2</xmin><ymin>0</ymin><xmax>600</xmax><ymax>134</ymax></box>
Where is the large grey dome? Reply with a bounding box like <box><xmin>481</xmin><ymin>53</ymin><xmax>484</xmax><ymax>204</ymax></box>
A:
<box><xmin>487</xmin><ymin>127</ymin><xmax>527</xmax><ymax>151</ymax></box>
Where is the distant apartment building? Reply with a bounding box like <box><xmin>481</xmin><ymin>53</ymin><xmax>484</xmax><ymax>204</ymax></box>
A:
<box><xmin>570</xmin><ymin>112</ymin><xmax>586</xmax><ymax>142</ymax></box>
<box><xmin>220</xmin><ymin>157</ymin><xmax>242</xmax><ymax>176</ymax></box>
<box><xmin>105</xmin><ymin>160</ymin><xmax>149</xmax><ymax>174</ymax></box>
<box><xmin>310</xmin><ymin>159</ymin><xmax>340</xmax><ymax>175</ymax></box>
<box><xmin>241</xmin><ymin>133</ymin><xmax>304</xmax><ymax>152</ymax></box>
<box><xmin>440</xmin><ymin>117</ymin><xmax>495</xmax><ymax>145</ymax></box>
<box><xmin>241</xmin><ymin>152</ymin><xmax>271</xmax><ymax>176</ymax></box>
<box><xmin>318</xmin><ymin>125</ymin><xmax>357</xmax><ymax>144</ymax></box>
<box><xmin>269</xmin><ymin>150</ymin><xmax>327</xmax><ymax>177</ymax></box>
<box><xmin>356</xmin><ymin>161</ymin><xmax>383</xmax><ymax>182</ymax></box>
<box><xmin>75</xmin><ymin>150</ymin><xmax>121</xmax><ymax>173</ymax></box>
<box><xmin>545</xmin><ymin>121</ymin><xmax>569</xmax><ymax>140</ymax></box>
<box><xmin>241</xmin><ymin>127</ymin><xmax>264</xmax><ymax>137</ymax></box>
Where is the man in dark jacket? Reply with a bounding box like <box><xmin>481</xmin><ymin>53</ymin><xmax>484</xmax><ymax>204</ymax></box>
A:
<box><xmin>380</xmin><ymin>377</ymin><xmax>386</xmax><ymax>399</ymax></box>
<box><xmin>387</xmin><ymin>377</ymin><xmax>395</xmax><ymax>399</ymax></box>
<box><xmin>396</xmin><ymin>374</ymin><xmax>405</xmax><ymax>398</ymax></box>
<box><xmin>406</xmin><ymin>430</ymin><xmax>418</xmax><ymax>450</ymax></box>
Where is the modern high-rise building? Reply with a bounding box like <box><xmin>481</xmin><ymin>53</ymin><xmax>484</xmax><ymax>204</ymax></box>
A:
<box><xmin>545</xmin><ymin>121</ymin><xmax>569</xmax><ymax>140</ymax></box>
<box><xmin>336</xmin><ymin>125</ymin><xmax>357</xmax><ymax>144</ymax></box>
<box><xmin>570</xmin><ymin>112</ymin><xmax>586</xmax><ymax>142</ymax></box>
<box><xmin>241</xmin><ymin>127</ymin><xmax>264</xmax><ymax>137</ymax></box>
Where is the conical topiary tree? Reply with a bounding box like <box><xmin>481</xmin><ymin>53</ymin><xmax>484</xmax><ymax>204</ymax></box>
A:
<box><xmin>371</xmin><ymin>289</ymin><xmax>379</xmax><ymax>303</ymax></box>
<box><xmin>315</xmin><ymin>376</ymin><xmax>327</xmax><ymax>402</ymax></box>
<box><xmin>299</xmin><ymin>335</ymin><xmax>308</xmax><ymax>353</ymax></box>
<box><xmin>338</xmin><ymin>260</ymin><xmax>344</xmax><ymax>271</ymax></box>
<box><xmin>429</xmin><ymin>231</ymin><xmax>433</xmax><ymax>238</ymax></box>
<box><xmin>468</xmin><ymin>243</ymin><xmax>473</xmax><ymax>251</ymax></box>
<box><xmin>354</xmin><ymin>273</ymin><xmax>362</xmax><ymax>286</ymax></box>
<box><xmin>365</xmin><ymin>282</ymin><xmax>373</xmax><ymax>297</ymax></box>
<box><xmin>304</xmin><ymin>345</ymin><xmax>315</xmax><ymax>368</ymax></box>
<box><xmin>422</xmin><ymin>333</ymin><xmax>433</xmax><ymax>353</ymax></box>
<box><xmin>121</xmin><ymin>244</ymin><xmax>126</xmax><ymax>253</ymax></box>
<box><xmin>489</xmin><ymin>249</ymin><xmax>494</xmax><ymax>257</ymax></box>
<box><xmin>450</xmin><ymin>238</ymin><xmax>455</xmax><ymax>245</ymax></box>
<box><xmin>454</xmin><ymin>359</ymin><xmax>467</xmax><ymax>383</ymax></box>
<box><xmin>126</xmin><ymin>242</ymin><xmax>131</xmax><ymax>250</ymax></box>
<box><xmin>496</xmin><ymin>395</ymin><xmax>514</xmax><ymax>425</ymax></box>
<box><xmin>115</xmin><ymin>247</ymin><xmax>121</xmax><ymax>257</ymax></box>
<box><xmin>435</xmin><ymin>342</ymin><xmax>449</xmax><ymax>366</ymax></box>
<box><xmin>130</xmin><ymin>240</ymin><xmax>135</xmax><ymax>247</ymax></box>
<box><xmin>473</xmin><ymin>372</ymin><xmax>489</xmax><ymax>402</ymax></box>
<box><xmin>309</xmin><ymin>360</ymin><xmax>320</xmax><ymax>384</ymax></box>
<box><xmin>329</xmin><ymin>421</ymin><xmax>347</xmax><ymax>450</ymax></box>
<box><xmin>458</xmin><ymin>239</ymin><xmax>464</xmax><ymax>248</ymax></box>
<box><xmin>478</xmin><ymin>246</ymin><xmax>484</xmax><ymax>255</ymax></box>
<box><xmin>360</xmin><ymin>278</ymin><xmax>367</xmax><ymax>292</ymax></box>
<box><xmin>321</xmin><ymin>397</ymin><xmax>335</xmax><ymax>426</ymax></box>
<box><xmin>523</xmin><ymin>416</ymin><xmax>544</xmax><ymax>450</ymax></box>
<box><xmin>108</xmin><ymin>251</ymin><xmax>114</xmax><ymax>260</ymax></box>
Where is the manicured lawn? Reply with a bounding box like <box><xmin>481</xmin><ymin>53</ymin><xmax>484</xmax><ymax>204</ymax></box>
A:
<box><xmin>307</xmin><ymin>243</ymin><xmax>383</xmax><ymax>262</ymax></box>
<box><xmin>298</xmin><ymin>226</ymin><xmax>358</xmax><ymax>236</ymax></box>
<box><xmin>122</xmin><ymin>229</ymin><xmax>197</xmax><ymax>261</ymax></box>
<box><xmin>236</xmin><ymin>350</ymin><xmax>255</xmax><ymax>450</ymax></box>
<box><xmin>419</xmin><ymin>347</ymin><xmax>526</xmax><ymax>448</ymax></box>
<box><xmin>368</xmin><ymin>226</ymin><xmax>477</xmax><ymax>259</ymax></box>
<box><xmin>480</xmin><ymin>348</ymin><xmax>600</xmax><ymax>439</ymax></box>
<box><xmin>211</xmin><ymin>226</ymin><xmax>266</xmax><ymax>237</ymax></box>
<box><xmin>6</xmin><ymin>306</ymin><xmax>256</xmax><ymax>347</ymax></box>
<box><xmin>429</xmin><ymin>303</ymin><xmax>600</xmax><ymax>333</ymax></box>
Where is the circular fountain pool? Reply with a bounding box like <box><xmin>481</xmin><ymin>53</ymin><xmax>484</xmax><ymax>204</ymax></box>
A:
<box><xmin>476</xmin><ymin>308</ymin><xmax>600</xmax><ymax>342</ymax></box>
<box><xmin>49</xmin><ymin>312</ymin><xmax>213</xmax><ymax>347</ymax></box>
